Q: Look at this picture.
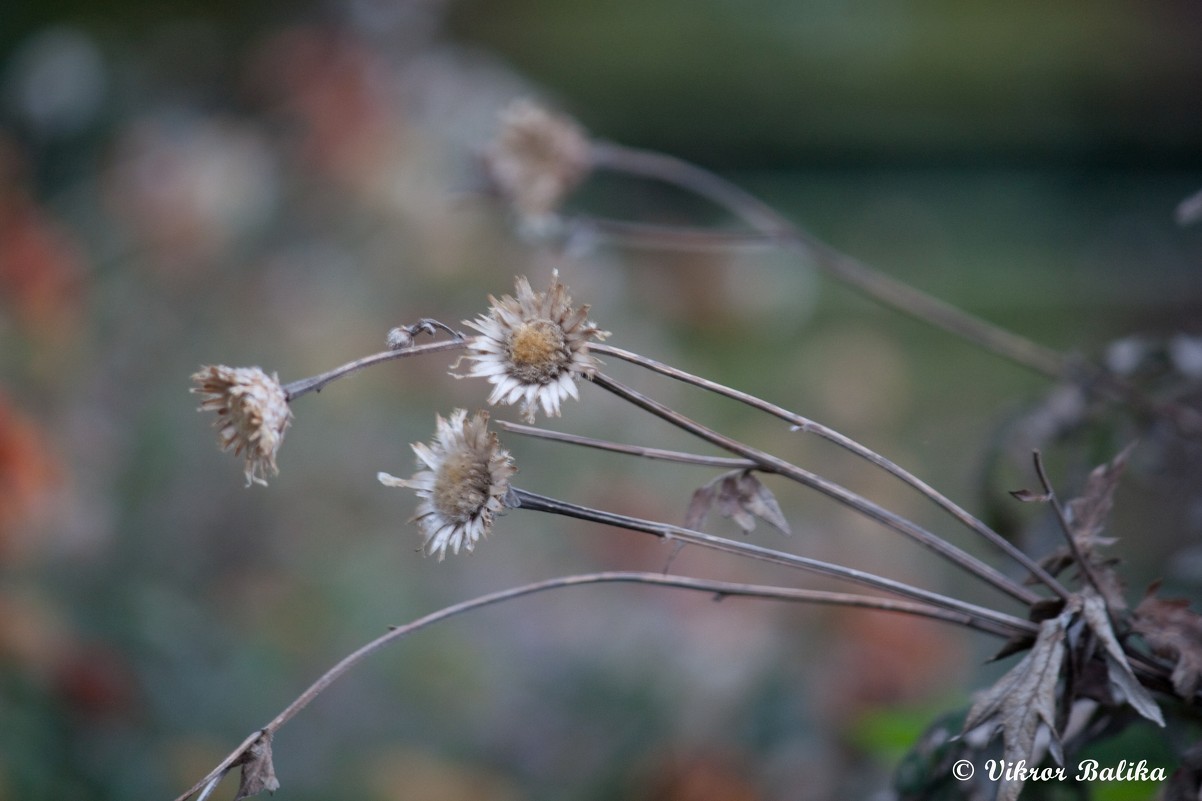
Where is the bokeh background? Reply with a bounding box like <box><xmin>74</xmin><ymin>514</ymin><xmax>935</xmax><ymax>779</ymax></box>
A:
<box><xmin>2</xmin><ymin>1</ymin><xmax>1201</xmax><ymax>799</ymax></box>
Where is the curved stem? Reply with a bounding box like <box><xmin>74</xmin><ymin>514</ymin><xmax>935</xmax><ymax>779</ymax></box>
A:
<box><xmin>497</xmin><ymin>419</ymin><xmax>757</xmax><ymax>470</ymax></box>
<box><xmin>565</xmin><ymin>216</ymin><xmax>779</xmax><ymax>253</ymax></box>
<box><xmin>593</xmin><ymin>342</ymin><xmax>1068</xmax><ymax>599</ymax></box>
<box><xmin>283</xmin><ymin>339</ymin><xmax>467</xmax><ymax>401</ymax></box>
<box><xmin>1031</xmin><ymin>451</ymin><xmax>1104</xmax><ymax>599</ymax></box>
<box><xmin>586</xmin><ymin>144</ymin><xmax>1202</xmax><ymax>436</ymax></box>
<box><xmin>589</xmin><ymin>141</ymin><xmax>1068</xmax><ymax>379</ymax></box>
<box><xmin>591</xmin><ymin>371</ymin><xmax>1041</xmax><ymax>607</ymax></box>
<box><xmin>171</xmin><ymin>569</ymin><xmax>1023</xmax><ymax>801</ymax></box>
<box><xmin>513</xmin><ymin>491</ymin><xmax>1035</xmax><ymax>637</ymax></box>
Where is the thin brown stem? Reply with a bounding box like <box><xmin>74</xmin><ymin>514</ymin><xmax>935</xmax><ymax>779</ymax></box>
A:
<box><xmin>1031</xmin><ymin>451</ymin><xmax>1105</xmax><ymax>598</ymax></box>
<box><xmin>589</xmin><ymin>141</ymin><xmax>1069</xmax><ymax>380</ymax></box>
<box><xmin>172</xmin><ymin>729</ymin><xmax>269</xmax><ymax>801</ymax></box>
<box><xmin>513</xmin><ymin>491</ymin><xmax>1035</xmax><ymax>637</ymax></box>
<box><xmin>497</xmin><ymin>419</ymin><xmax>757</xmax><ymax>470</ymax></box>
<box><xmin>584</xmin><ymin>144</ymin><xmax>1202</xmax><ymax>436</ymax></box>
<box><xmin>566</xmin><ymin>216</ymin><xmax>777</xmax><ymax>253</ymax></box>
<box><xmin>593</xmin><ymin>342</ymin><xmax>1069</xmax><ymax>599</ymax></box>
<box><xmin>171</xmin><ymin>569</ymin><xmax>1024</xmax><ymax>801</ymax></box>
<box><xmin>283</xmin><ymin>339</ymin><xmax>467</xmax><ymax>401</ymax></box>
<box><xmin>590</xmin><ymin>371</ymin><xmax>1042</xmax><ymax>607</ymax></box>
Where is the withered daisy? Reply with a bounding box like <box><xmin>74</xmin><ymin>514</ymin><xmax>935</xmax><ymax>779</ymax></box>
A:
<box><xmin>460</xmin><ymin>271</ymin><xmax>608</xmax><ymax>422</ymax></box>
<box><xmin>485</xmin><ymin>99</ymin><xmax>591</xmax><ymax>223</ymax></box>
<box><xmin>378</xmin><ymin>409</ymin><xmax>515</xmax><ymax>560</ymax></box>
<box><xmin>191</xmin><ymin>365</ymin><xmax>292</xmax><ymax>486</ymax></box>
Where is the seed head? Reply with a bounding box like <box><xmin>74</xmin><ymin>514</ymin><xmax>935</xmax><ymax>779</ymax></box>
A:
<box><xmin>485</xmin><ymin>99</ymin><xmax>591</xmax><ymax>223</ymax></box>
<box><xmin>460</xmin><ymin>271</ymin><xmax>608</xmax><ymax>422</ymax></box>
<box><xmin>192</xmin><ymin>365</ymin><xmax>292</xmax><ymax>486</ymax></box>
<box><xmin>378</xmin><ymin>409</ymin><xmax>516</xmax><ymax>560</ymax></box>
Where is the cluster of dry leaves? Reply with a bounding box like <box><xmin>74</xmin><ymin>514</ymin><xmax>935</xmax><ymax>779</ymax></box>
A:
<box><xmin>905</xmin><ymin>447</ymin><xmax>1202</xmax><ymax>801</ymax></box>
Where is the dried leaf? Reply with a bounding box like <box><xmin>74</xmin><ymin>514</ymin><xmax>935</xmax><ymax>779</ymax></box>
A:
<box><xmin>235</xmin><ymin>733</ymin><xmax>280</xmax><ymax>800</ymax></box>
<box><xmin>1079</xmin><ymin>591</ymin><xmax>1164</xmax><ymax>726</ymax></box>
<box><xmin>1133</xmin><ymin>585</ymin><xmax>1202</xmax><ymax>701</ymax></box>
<box><xmin>965</xmin><ymin>590</ymin><xmax>1167</xmax><ymax>801</ymax></box>
<box><xmin>1065</xmin><ymin>444</ymin><xmax>1133</xmax><ymax>561</ymax></box>
<box><xmin>733</xmin><ymin>472</ymin><xmax>791</xmax><ymax>536</ymax></box>
<box><xmin>1036</xmin><ymin>446</ymin><xmax>1134</xmax><ymax>612</ymax></box>
<box><xmin>1028</xmin><ymin>597</ymin><xmax>1067</xmax><ymax>624</ymax></box>
<box><xmin>684</xmin><ymin>471</ymin><xmax>790</xmax><ymax>536</ymax></box>
<box><xmin>716</xmin><ymin>477</ymin><xmax>757</xmax><ymax>533</ymax></box>
<box><xmin>1009</xmin><ymin>488</ymin><xmax>1051</xmax><ymax>503</ymax></box>
<box><xmin>962</xmin><ymin>612</ymin><xmax>1068</xmax><ymax>801</ymax></box>
<box><xmin>684</xmin><ymin>482</ymin><xmax>718</xmax><ymax>532</ymax></box>
<box><xmin>988</xmin><ymin>633</ymin><xmax>1036</xmax><ymax>663</ymax></box>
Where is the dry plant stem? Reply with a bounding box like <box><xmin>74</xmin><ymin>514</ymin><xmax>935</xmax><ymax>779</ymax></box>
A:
<box><xmin>594</xmin><ymin>342</ymin><xmax>1070</xmax><ymax>600</ymax></box>
<box><xmin>171</xmin><ymin>570</ymin><xmax>1021</xmax><ymax>801</ymax></box>
<box><xmin>195</xmin><ymin>768</ymin><xmax>232</xmax><ymax>801</ymax></box>
<box><xmin>283</xmin><ymin>339</ymin><xmax>467</xmax><ymax>401</ymax></box>
<box><xmin>174</xmin><ymin>729</ymin><xmax>267</xmax><ymax>801</ymax></box>
<box><xmin>590</xmin><ymin>371</ymin><xmax>1041</xmax><ymax>607</ymax></box>
<box><xmin>498</xmin><ymin>420</ymin><xmax>758</xmax><ymax>470</ymax></box>
<box><xmin>1031</xmin><ymin>450</ymin><xmax>1106</xmax><ymax>600</ymax></box>
<box><xmin>588</xmin><ymin>141</ymin><xmax>1069</xmax><ymax>380</ymax></box>
<box><xmin>584</xmin><ymin>146</ymin><xmax>1202</xmax><ymax>436</ymax></box>
<box><xmin>565</xmin><ymin>216</ymin><xmax>778</xmax><ymax>253</ymax></box>
<box><xmin>512</xmin><ymin>490</ymin><xmax>1034</xmax><ymax>638</ymax></box>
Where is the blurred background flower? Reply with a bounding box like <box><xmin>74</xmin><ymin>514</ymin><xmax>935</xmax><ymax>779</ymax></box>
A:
<box><xmin>1</xmin><ymin>2</ymin><xmax>1200</xmax><ymax>799</ymax></box>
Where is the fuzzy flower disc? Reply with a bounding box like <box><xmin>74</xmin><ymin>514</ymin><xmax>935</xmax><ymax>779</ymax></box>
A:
<box><xmin>461</xmin><ymin>272</ymin><xmax>608</xmax><ymax>422</ymax></box>
<box><xmin>378</xmin><ymin>409</ymin><xmax>515</xmax><ymax>560</ymax></box>
<box><xmin>191</xmin><ymin>365</ymin><xmax>292</xmax><ymax>486</ymax></box>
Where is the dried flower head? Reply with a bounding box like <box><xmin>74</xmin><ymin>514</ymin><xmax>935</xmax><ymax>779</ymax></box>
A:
<box><xmin>192</xmin><ymin>365</ymin><xmax>292</xmax><ymax>486</ymax></box>
<box><xmin>485</xmin><ymin>99</ymin><xmax>591</xmax><ymax>222</ymax></box>
<box><xmin>378</xmin><ymin>409</ymin><xmax>515</xmax><ymax>559</ymax></box>
<box><xmin>460</xmin><ymin>271</ymin><xmax>608</xmax><ymax>422</ymax></box>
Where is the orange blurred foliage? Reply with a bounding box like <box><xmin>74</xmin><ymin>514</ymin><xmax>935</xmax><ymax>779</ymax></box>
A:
<box><xmin>0</xmin><ymin>138</ymin><xmax>86</xmax><ymax>343</ymax></box>
<box><xmin>0</xmin><ymin>392</ymin><xmax>61</xmax><ymax>561</ymax></box>
<box><xmin>815</xmin><ymin>608</ymin><xmax>967</xmax><ymax>726</ymax></box>
<box><xmin>249</xmin><ymin>25</ymin><xmax>401</xmax><ymax>185</ymax></box>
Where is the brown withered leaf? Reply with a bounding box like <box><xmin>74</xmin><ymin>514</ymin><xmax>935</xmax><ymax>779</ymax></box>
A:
<box><xmin>962</xmin><ymin>611</ymin><xmax>1068</xmax><ymax>801</ymax></box>
<box><xmin>1078</xmin><ymin>590</ymin><xmax>1164</xmax><ymax>725</ymax></box>
<box><xmin>684</xmin><ymin>482</ymin><xmax>719</xmax><ymax>532</ymax></box>
<box><xmin>1133</xmin><ymin>584</ymin><xmax>1202</xmax><ymax>701</ymax></box>
<box><xmin>988</xmin><ymin>632</ymin><xmax>1037</xmax><ymax>663</ymax></box>
<box><xmin>988</xmin><ymin>588</ymin><xmax>1068</xmax><ymax>661</ymax></box>
<box><xmin>685</xmin><ymin>470</ymin><xmax>790</xmax><ymax>536</ymax></box>
<box><xmin>1065</xmin><ymin>443</ymin><xmax>1133</xmax><ymax>556</ymax></box>
<box><xmin>234</xmin><ymin>732</ymin><xmax>280</xmax><ymax>800</ymax></box>
<box><xmin>730</xmin><ymin>472</ymin><xmax>790</xmax><ymax>535</ymax></box>
<box><xmin>1009</xmin><ymin>488</ymin><xmax>1051</xmax><ymax>503</ymax></box>
<box><xmin>1035</xmin><ymin>446</ymin><xmax>1134</xmax><ymax>611</ymax></box>
<box><xmin>966</xmin><ymin>591</ymin><xmax>1167</xmax><ymax>801</ymax></box>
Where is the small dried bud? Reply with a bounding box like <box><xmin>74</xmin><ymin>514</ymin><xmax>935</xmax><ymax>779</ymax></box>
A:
<box><xmin>485</xmin><ymin>99</ymin><xmax>591</xmax><ymax>222</ymax></box>
<box><xmin>386</xmin><ymin>326</ymin><xmax>413</xmax><ymax>350</ymax></box>
<box><xmin>191</xmin><ymin>365</ymin><xmax>292</xmax><ymax>486</ymax></box>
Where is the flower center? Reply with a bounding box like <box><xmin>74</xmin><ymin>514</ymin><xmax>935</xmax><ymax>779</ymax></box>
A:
<box><xmin>432</xmin><ymin>450</ymin><xmax>491</xmax><ymax>522</ymax></box>
<box><xmin>507</xmin><ymin>319</ymin><xmax>569</xmax><ymax>384</ymax></box>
